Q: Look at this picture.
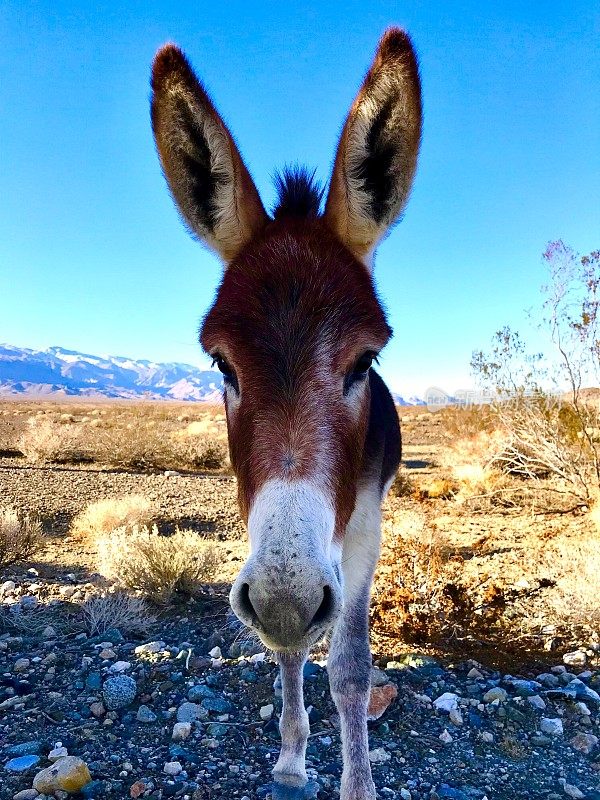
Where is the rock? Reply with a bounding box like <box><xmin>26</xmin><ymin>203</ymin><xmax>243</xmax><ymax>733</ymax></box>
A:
<box><xmin>200</xmin><ymin>696</ymin><xmax>233</xmax><ymax>714</ymax></box>
<box><xmin>368</xmin><ymin>747</ymin><xmax>391</xmax><ymax>763</ymax></box>
<box><xmin>483</xmin><ymin>687</ymin><xmax>508</xmax><ymax>703</ymax></box>
<box><xmin>136</xmin><ymin>704</ymin><xmax>157</xmax><ymax>723</ymax></box>
<box><xmin>89</xmin><ymin>701</ymin><xmax>105</xmax><ymax>718</ymax></box>
<box><xmin>467</xmin><ymin>667</ymin><xmax>484</xmax><ymax>679</ymax></box>
<box><xmin>567</xmin><ymin>678</ymin><xmax>600</xmax><ymax>705</ymax></box>
<box><xmin>537</xmin><ymin>673</ymin><xmax>560</xmax><ymax>688</ymax></box>
<box><xmin>481</xmin><ymin>732</ymin><xmax>494</xmax><ymax>743</ymax></box>
<box><xmin>172</xmin><ymin>722</ymin><xmax>192</xmax><ymax>741</ymax></box>
<box><xmin>187</xmin><ymin>684</ymin><xmax>215</xmax><ymax>702</ymax></box>
<box><xmin>449</xmin><ymin>708</ymin><xmax>463</xmax><ymax>726</ymax></box>
<box><xmin>259</xmin><ymin>703</ymin><xmax>274</xmax><ymax>720</ymax></box>
<box><xmin>370</xmin><ymin>666</ymin><xmax>389</xmax><ymax>686</ymax></box>
<box><xmin>33</xmin><ymin>756</ymin><xmax>92</xmax><ymax>794</ymax></box>
<box><xmin>129</xmin><ymin>781</ymin><xmax>148</xmax><ymax>798</ymax></box>
<box><xmin>1</xmin><ymin>580</ymin><xmax>16</xmax><ymax>594</ymax></box>
<box><xmin>540</xmin><ymin>717</ymin><xmax>563</xmax><ymax>736</ymax></box>
<box><xmin>177</xmin><ymin>702</ymin><xmax>207</xmax><ymax>723</ymax></box>
<box><xmin>563</xmin><ymin>784</ymin><xmax>584</xmax><ymax>799</ymax></box>
<box><xmin>163</xmin><ymin>761</ymin><xmax>183</xmax><ymax>776</ymax></box>
<box><xmin>48</xmin><ymin>747</ymin><xmax>69</xmax><ymax>762</ymax></box>
<box><xmin>439</xmin><ymin>728</ymin><xmax>453</xmax><ymax>743</ymax></box>
<box><xmin>109</xmin><ymin>660</ymin><xmax>131</xmax><ymax>673</ymax></box>
<box><xmin>367</xmin><ymin>683</ymin><xmax>398</xmax><ymax>721</ymax></box>
<box><xmin>102</xmin><ymin>675</ymin><xmax>137</xmax><ymax>710</ymax></box>
<box><xmin>570</xmin><ymin>732</ymin><xmax>598</xmax><ymax>754</ymax></box>
<box><xmin>13</xmin><ymin>790</ymin><xmax>40</xmax><ymax>800</ymax></box>
<box><xmin>400</xmin><ymin>790</ymin><xmax>412</xmax><ymax>800</ymax></box>
<box><xmin>208</xmin><ymin>646</ymin><xmax>222</xmax><ymax>659</ymax></box>
<box><xmin>5</xmin><ymin>755</ymin><xmax>41</xmax><ymax>772</ymax></box>
<box><xmin>42</xmin><ymin>625</ymin><xmax>56</xmax><ymax>639</ymax></box>
<box><xmin>434</xmin><ymin>692</ymin><xmax>460</xmax><ymax>712</ymax></box>
<box><xmin>563</xmin><ymin>651</ymin><xmax>586</xmax><ymax>668</ymax></box>
<box><xmin>527</xmin><ymin>694</ymin><xmax>546</xmax><ymax>710</ymax></box>
<box><xmin>134</xmin><ymin>641</ymin><xmax>166</xmax><ymax>655</ymax></box>
<box><xmin>6</xmin><ymin>742</ymin><xmax>43</xmax><ymax>757</ymax></box>
<box><xmin>13</xmin><ymin>658</ymin><xmax>30</xmax><ymax>673</ymax></box>
<box><xmin>85</xmin><ymin>672</ymin><xmax>102</xmax><ymax>690</ymax></box>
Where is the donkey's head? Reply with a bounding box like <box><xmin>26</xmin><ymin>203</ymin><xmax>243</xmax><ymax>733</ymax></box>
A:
<box><xmin>151</xmin><ymin>29</ymin><xmax>421</xmax><ymax>651</ymax></box>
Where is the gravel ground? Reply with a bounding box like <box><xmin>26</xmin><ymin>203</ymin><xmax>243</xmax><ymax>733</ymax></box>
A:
<box><xmin>2</xmin><ymin>571</ymin><xmax>600</xmax><ymax>800</ymax></box>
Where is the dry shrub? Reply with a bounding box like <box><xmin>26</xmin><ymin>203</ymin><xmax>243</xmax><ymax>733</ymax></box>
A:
<box><xmin>389</xmin><ymin>470</ymin><xmax>415</xmax><ymax>498</ymax></box>
<box><xmin>439</xmin><ymin>429</ymin><xmax>510</xmax><ymax>504</ymax></box>
<box><xmin>372</xmin><ymin>510</ymin><xmax>466</xmax><ymax>642</ymax></box>
<box><xmin>80</xmin><ymin>590</ymin><xmax>155</xmax><ymax>636</ymax></box>
<box><xmin>18</xmin><ymin>417</ymin><xmax>87</xmax><ymax>464</ymax></box>
<box><xmin>543</xmin><ymin>533</ymin><xmax>600</xmax><ymax>634</ymax></box>
<box><xmin>72</xmin><ymin>495</ymin><xmax>154</xmax><ymax>538</ymax></box>
<box><xmin>97</xmin><ymin>525</ymin><xmax>219</xmax><ymax>603</ymax></box>
<box><xmin>0</xmin><ymin>508</ymin><xmax>43</xmax><ymax>566</ymax></box>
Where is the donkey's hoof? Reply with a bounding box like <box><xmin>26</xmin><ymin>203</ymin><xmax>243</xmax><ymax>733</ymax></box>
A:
<box><xmin>271</xmin><ymin>780</ymin><xmax>320</xmax><ymax>799</ymax></box>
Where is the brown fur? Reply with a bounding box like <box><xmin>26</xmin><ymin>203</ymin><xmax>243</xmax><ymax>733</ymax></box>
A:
<box><xmin>201</xmin><ymin>218</ymin><xmax>391</xmax><ymax>534</ymax></box>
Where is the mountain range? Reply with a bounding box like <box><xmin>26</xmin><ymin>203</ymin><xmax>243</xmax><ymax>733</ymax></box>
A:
<box><xmin>0</xmin><ymin>344</ymin><xmax>424</xmax><ymax>405</ymax></box>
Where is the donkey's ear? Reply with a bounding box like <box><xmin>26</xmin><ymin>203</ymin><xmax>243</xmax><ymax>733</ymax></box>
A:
<box><xmin>151</xmin><ymin>45</ymin><xmax>268</xmax><ymax>263</ymax></box>
<box><xmin>324</xmin><ymin>28</ymin><xmax>422</xmax><ymax>265</ymax></box>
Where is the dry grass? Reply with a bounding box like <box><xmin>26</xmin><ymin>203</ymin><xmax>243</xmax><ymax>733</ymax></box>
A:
<box><xmin>6</xmin><ymin>401</ymin><xmax>229</xmax><ymax>472</ymax></box>
<box><xmin>71</xmin><ymin>495</ymin><xmax>155</xmax><ymax>539</ymax></box>
<box><xmin>543</xmin><ymin>533</ymin><xmax>600</xmax><ymax>634</ymax></box>
<box><xmin>0</xmin><ymin>507</ymin><xmax>43</xmax><ymax>566</ymax></box>
<box><xmin>97</xmin><ymin>525</ymin><xmax>219</xmax><ymax>603</ymax></box>
<box><xmin>80</xmin><ymin>590</ymin><xmax>156</xmax><ymax>636</ymax></box>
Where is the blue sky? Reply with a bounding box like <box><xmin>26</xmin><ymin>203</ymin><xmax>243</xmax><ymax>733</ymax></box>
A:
<box><xmin>1</xmin><ymin>1</ymin><xmax>598</xmax><ymax>397</ymax></box>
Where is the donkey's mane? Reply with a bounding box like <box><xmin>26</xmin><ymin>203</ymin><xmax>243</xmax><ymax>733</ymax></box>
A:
<box><xmin>272</xmin><ymin>166</ymin><xmax>324</xmax><ymax>220</ymax></box>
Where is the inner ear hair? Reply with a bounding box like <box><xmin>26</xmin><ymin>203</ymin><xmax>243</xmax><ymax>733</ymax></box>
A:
<box><xmin>151</xmin><ymin>44</ymin><xmax>268</xmax><ymax>263</ymax></box>
<box><xmin>324</xmin><ymin>28</ymin><xmax>422</xmax><ymax>264</ymax></box>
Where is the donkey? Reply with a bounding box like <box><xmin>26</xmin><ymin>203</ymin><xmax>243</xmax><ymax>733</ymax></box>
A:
<box><xmin>151</xmin><ymin>28</ymin><xmax>421</xmax><ymax>800</ymax></box>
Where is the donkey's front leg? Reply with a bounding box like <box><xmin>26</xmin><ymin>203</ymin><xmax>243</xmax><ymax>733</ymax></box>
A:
<box><xmin>328</xmin><ymin>591</ymin><xmax>376</xmax><ymax>800</ymax></box>
<box><xmin>272</xmin><ymin>650</ymin><xmax>310</xmax><ymax>795</ymax></box>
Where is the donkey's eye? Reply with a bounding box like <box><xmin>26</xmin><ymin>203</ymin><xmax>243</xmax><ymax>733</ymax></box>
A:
<box><xmin>344</xmin><ymin>351</ymin><xmax>379</xmax><ymax>394</ymax></box>
<box><xmin>211</xmin><ymin>354</ymin><xmax>239</xmax><ymax>392</ymax></box>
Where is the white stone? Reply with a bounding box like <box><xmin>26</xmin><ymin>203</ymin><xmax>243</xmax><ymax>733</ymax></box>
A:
<box><xmin>563</xmin><ymin>650</ymin><xmax>586</xmax><ymax>668</ymax></box>
<box><xmin>433</xmin><ymin>692</ymin><xmax>459</xmax><ymax>712</ymax></box>
<box><xmin>259</xmin><ymin>704</ymin><xmax>274</xmax><ymax>721</ymax></box>
<box><xmin>208</xmin><ymin>646</ymin><xmax>222</xmax><ymax>659</ymax></box>
<box><xmin>172</xmin><ymin>722</ymin><xmax>192</xmax><ymax>741</ymax></box>
<box><xmin>109</xmin><ymin>660</ymin><xmax>131</xmax><ymax>673</ymax></box>
<box><xmin>48</xmin><ymin>747</ymin><xmax>68</xmax><ymax>762</ymax></box>
<box><xmin>368</xmin><ymin>748</ymin><xmax>391</xmax><ymax>763</ymax></box>
<box><xmin>400</xmin><ymin>790</ymin><xmax>412</xmax><ymax>800</ymax></box>
<box><xmin>439</xmin><ymin>729</ymin><xmax>453</xmax><ymax>744</ymax></box>
<box><xmin>481</xmin><ymin>732</ymin><xmax>494</xmax><ymax>743</ymax></box>
<box><xmin>163</xmin><ymin>761</ymin><xmax>183</xmax><ymax>776</ymax></box>
<box><xmin>249</xmin><ymin>652</ymin><xmax>266</xmax><ymax>664</ymax></box>
<box><xmin>540</xmin><ymin>717</ymin><xmax>563</xmax><ymax>736</ymax></box>
<box><xmin>135</xmin><ymin>641</ymin><xmax>166</xmax><ymax>655</ymax></box>
<box><xmin>1</xmin><ymin>580</ymin><xmax>16</xmax><ymax>595</ymax></box>
<box><xmin>467</xmin><ymin>667</ymin><xmax>484</xmax><ymax>679</ymax></box>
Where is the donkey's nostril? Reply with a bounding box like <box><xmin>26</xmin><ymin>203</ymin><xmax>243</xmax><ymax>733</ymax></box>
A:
<box><xmin>238</xmin><ymin>583</ymin><xmax>256</xmax><ymax>620</ymax></box>
<box><xmin>309</xmin><ymin>584</ymin><xmax>334</xmax><ymax>629</ymax></box>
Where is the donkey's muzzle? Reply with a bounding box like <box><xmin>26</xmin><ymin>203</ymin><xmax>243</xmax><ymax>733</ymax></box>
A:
<box><xmin>230</xmin><ymin>567</ymin><xmax>341</xmax><ymax>651</ymax></box>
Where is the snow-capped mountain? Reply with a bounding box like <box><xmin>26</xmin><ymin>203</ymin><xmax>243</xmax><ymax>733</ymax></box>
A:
<box><xmin>0</xmin><ymin>344</ymin><xmax>426</xmax><ymax>404</ymax></box>
<box><xmin>0</xmin><ymin>344</ymin><xmax>223</xmax><ymax>402</ymax></box>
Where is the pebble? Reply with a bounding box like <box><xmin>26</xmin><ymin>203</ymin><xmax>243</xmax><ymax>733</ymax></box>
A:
<box><xmin>5</xmin><ymin>755</ymin><xmax>41</xmax><ymax>772</ymax></box>
<box><xmin>439</xmin><ymin>729</ymin><xmax>453</xmax><ymax>744</ymax></box>
<box><xmin>102</xmin><ymin>675</ymin><xmax>137</xmax><ymax>710</ymax></box>
<box><xmin>172</xmin><ymin>722</ymin><xmax>192</xmax><ymax>741</ymax></box>
<box><xmin>483</xmin><ymin>687</ymin><xmax>507</xmax><ymax>703</ymax></box>
<box><xmin>177</xmin><ymin>702</ymin><xmax>207</xmax><ymax>723</ymax></box>
<box><xmin>108</xmin><ymin>660</ymin><xmax>131</xmax><ymax>673</ymax></box>
<box><xmin>527</xmin><ymin>694</ymin><xmax>546</xmax><ymax>710</ymax></box>
<box><xmin>563</xmin><ymin>651</ymin><xmax>587</xmax><ymax>668</ymax></box>
<box><xmin>33</xmin><ymin>756</ymin><xmax>92</xmax><ymax>794</ymax></box>
<box><xmin>434</xmin><ymin>692</ymin><xmax>459</xmax><ymax>712</ymax></box>
<box><xmin>1</xmin><ymin>580</ymin><xmax>16</xmax><ymax>594</ymax></box>
<box><xmin>370</xmin><ymin>666</ymin><xmax>389</xmax><ymax>686</ymax></box>
<box><xmin>259</xmin><ymin>704</ymin><xmax>274</xmax><ymax>720</ymax></box>
<box><xmin>136</xmin><ymin>705</ymin><xmax>158</xmax><ymax>723</ymax></box>
<box><xmin>134</xmin><ymin>641</ymin><xmax>166</xmax><ymax>655</ymax></box>
<box><xmin>570</xmin><ymin>732</ymin><xmax>598</xmax><ymax>754</ymax></box>
<box><xmin>12</xmin><ymin>790</ymin><xmax>40</xmax><ymax>800</ymax></box>
<box><xmin>563</xmin><ymin>784</ymin><xmax>584</xmax><ymax>799</ymax></box>
<box><xmin>13</xmin><ymin>658</ymin><xmax>31</xmax><ymax>673</ymax></box>
<box><xmin>163</xmin><ymin>761</ymin><xmax>183</xmax><ymax>776</ymax></box>
<box><xmin>540</xmin><ymin>717</ymin><xmax>564</xmax><ymax>736</ymax></box>
<box><xmin>367</xmin><ymin>683</ymin><xmax>398</xmax><ymax>721</ymax></box>
<box><xmin>48</xmin><ymin>747</ymin><xmax>69</xmax><ymax>762</ymax></box>
<box><xmin>368</xmin><ymin>747</ymin><xmax>391</xmax><ymax>763</ymax></box>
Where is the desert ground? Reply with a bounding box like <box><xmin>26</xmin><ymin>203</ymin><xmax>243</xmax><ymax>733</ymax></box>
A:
<box><xmin>0</xmin><ymin>399</ymin><xmax>599</xmax><ymax>800</ymax></box>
